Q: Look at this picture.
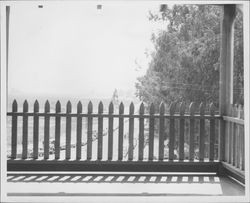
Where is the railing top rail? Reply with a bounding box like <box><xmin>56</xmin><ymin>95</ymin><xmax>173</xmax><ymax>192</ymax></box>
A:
<box><xmin>223</xmin><ymin>116</ymin><xmax>244</xmax><ymax>125</ymax></box>
<box><xmin>6</xmin><ymin>112</ymin><xmax>222</xmax><ymax>119</ymax></box>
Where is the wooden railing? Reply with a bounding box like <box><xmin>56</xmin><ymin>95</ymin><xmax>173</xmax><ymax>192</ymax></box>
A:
<box><xmin>221</xmin><ymin>104</ymin><xmax>245</xmax><ymax>182</ymax></box>
<box><xmin>7</xmin><ymin>100</ymin><xmax>222</xmax><ymax>162</ymax></box>
<box><xmin>7</xmin><ymin>100</ymin><xmax>245</xmax><ymax>179</ymax></box>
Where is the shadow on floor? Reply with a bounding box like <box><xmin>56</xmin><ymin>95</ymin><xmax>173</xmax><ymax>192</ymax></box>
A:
<box><xmin>7</xmin><ymin>173</ymin><xmax>245</xmax><ymax>196</ymax></box>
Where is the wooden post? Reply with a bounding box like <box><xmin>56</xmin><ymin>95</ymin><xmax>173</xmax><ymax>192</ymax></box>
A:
<box><xmin>11</xmin><ymin>100</ymin><xmax>18</xmax><ymax>159</ymax></box>
<box><xmin>158</xmin><ymin>102</ymin><xmax>165</xmax><ymax>161</ymax></box>
<box><xmin>6</xmin><ymin>6</ymin><xmax>10</xmax><ymax>89</ymax></box>
<box><xmin>55</xmin><ymin>101</ymin><xmax>61</xmax><ymax>160</ymax></box>
<box><xmin>22</xmin><ymin>100</ymin><xmax>28</xmax><ymax>159</ymax></box>
<box><xmin>169</xmin><ymin>102</ymin><xmax>176</xmax><ymax>161</ymax></box>
<box><xmin>219</xmin><ymin>5</ymin><xmax>236</xmax><ymax>162</ymax></box>
<box><xmin>108</xmin><ymin>102</ymin><xmax>114</xmax><ymax>161</ymax></box>
<box><xmin>44</xmin><ymin>101</ymin><xmax>50</xmax><ymax>159</ymax></box>
<box><xmin>138</xmin><ymin>103</ymin><xmax>144</xmax><ymax>161</ymax></box>
<box><xmin>33</xmin><ymin>100</ymin><xmax>39</xmax><ymax>159</ymax></box>
<box><xmin>199</xmin><ymin>103</ymin><xmax>205</xmax><ymax>161</ymax></box>
<box><xmin>189</xmin><ymin>102</ymin><xmax>195</xmax><ymax>161</ymax></box>
<box><xmin>209</xmin><ymin>103</ymin><xmax>215</xmax><ymax>161</ymax></box>
<box><xmin>128</xmin><ymin>102</ymin><xmax>135</xmax><ymax>161</ymax></box>
<box><xmin>65</xmin><ymin>101</ymin><xmax>72</xmax><ymax>160</ymax></box>
<box><xmin>87</xmin><ymin>101</ymin><xmax>93</xmax><ymax>160</ymax></box>
<box><xmin>97</xmin><ymin>101</ymin><xmax>104</xmax><ymax>160</ymax></box>
<box><xmin>118</xmin><ymin>102</ymin><xmax>124</xmax><ymax>161</ymax></box>
<box><xmin>148</xmin><ymin>103</ymin><xmax>155</xmax><ymax>161</ymax></box>
<box><xmin>179</xmin><ymin>102</ymin><xmax>185</xmax><ymax>161</ymax></box>
<box><xmin>76</xmin><ymin>101</ymin><xmax>82</xmax><ymax>160</ymax></box>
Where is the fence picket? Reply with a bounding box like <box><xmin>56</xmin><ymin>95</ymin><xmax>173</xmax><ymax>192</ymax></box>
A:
<box><xmin>44</xmin><ymin>101</ymin><xmax>50</xmax><ymax>159</ymax></box>
<box><xmin>236</xmin><ymin>105</ymin><xmax>240</xmax><ymax>168</ymax></box>
<box><xmin>11</xmin><ymin>100</ymin><xmax>18</xmax><ymax>159</ymax></box>
<box><xmin>65</xmin><ymin>101</ymin><xmax>72</xmax><ymax>160</ymax></box>
<box><xmin>138</xmin><ymin>103</ymin><xmax>144</xmax><ymax>161</ymax></box>
<box><xmin>118</xmin><ymin>102</ymin><xmax>124</xmax><ymax>160</ymax></box>
<box><xmin>229</xmin><ymin>105</ymin><xmax>233</xmax><ymax>164</ymax></box>
<box><xmin>199</xmin><ymin>103</ymin><xmax>205</xmax><ymax>161</ymax></box>
<box><xmin>98</xmin><ymin>101</ymin><xmax>103</xmax><ymax>160</ymax></box>
<box><xmin>179</xmin><ymin>102</ymin><xmax>185</xmax><ymax>161</ymax></box>
<box><xmin>33</xmin><ymin>100</ymin><xmax>39</xmax><ymax>159</ymax></box>
<box><xmin>87</xmin><ymin>101</ymin><xmax>93</xmax><ymax>160</ymax></box>
<box><xmin>149</xmin><ymin>103</ymin><xmax>155</xmax><ymax>161</ymax></box>
<box><xmin>233</xmin><ymin>105</ymin><xmax>237</xmax><ymax>166</ymax></box>
<box><xmin>22</xmin><ymin>100</ymin><xmax>28</xmax><ymax>159</ymax></box>
<box><xmin>239</xmin><ymin>105</ymin><xmax>244</xmax><ymax>170</ymax></box>
<box><xmin>158</xmin><ymin>102</ymin><xmax>165</xmax><ymax>161</ymax></box>
<box><xmin>241</xmin><ymin>124</ymin><xmax>244</xmax><ymax>170</ymax></box>
<box><xmin>209</xmin><ymin>103</ymin><xmax>215</xmax><ymax>161</ymax></box>
<box><xmin>189</xmin><ymin>102</ymin><xmax>195</xmax><ymax>161</ymax></box>
<box><xmin>224</xmin><ymin>121</ymin><xmax>229</xmax><ymax>162</ymax></box>
<box><xmin>128</xmin><ymin>102</ymin><xmax>134</xmax><ymax>161</ymax></box>
<box><xmin>169</xmin><ymin>102</ymin><xmax>176</xmax><ymax>161</ymax></box>
<box><xmin>55</xmin><ymin>101</ymin><xmax>61</xmax><ymax>160</ymax></box>
<box><xmin>76</xmin><ymin>102</ymin><xmax>82</xmax><ymax>160</ymax></box>
<box><xmin>8</xmin><ymin>100</ymin><xmax>241</xmax><ymax>167</ymax></box>
<box><xmin>108</xmin><ymin>102</ymin><xmax>114</xmax><ymax>161</ymax></box>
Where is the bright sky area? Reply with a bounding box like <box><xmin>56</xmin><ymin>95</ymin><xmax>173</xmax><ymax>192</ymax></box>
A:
<box><xmin>8</xmin><ymin>2</ymin><xmax>168</xmax><ymax>99</ymax></box>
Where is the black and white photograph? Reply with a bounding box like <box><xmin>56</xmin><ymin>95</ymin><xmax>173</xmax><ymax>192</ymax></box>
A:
<box><xmin>0</xmin><ymin>0</ymin><xmax>249</xmax><ymax>202</ymax></box>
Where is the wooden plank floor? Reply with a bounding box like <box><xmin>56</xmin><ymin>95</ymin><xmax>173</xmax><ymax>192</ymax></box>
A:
<box><xmin>6</xmin><ymin>172</ymin><xmax>244</xmax><ymax>197</ymax></box>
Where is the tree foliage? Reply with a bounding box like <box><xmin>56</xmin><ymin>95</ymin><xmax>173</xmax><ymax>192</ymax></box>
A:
<box><xmin>135</xmin><ymin>5</ymin><xmax>243</xmax><ymax>109</ymax></box>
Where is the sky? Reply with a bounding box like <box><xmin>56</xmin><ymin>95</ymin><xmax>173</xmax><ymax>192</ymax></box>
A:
<box><xmin>8</xmin><ymin>2</ymin><xmax>167</xmax><ymax>99</ymax></box>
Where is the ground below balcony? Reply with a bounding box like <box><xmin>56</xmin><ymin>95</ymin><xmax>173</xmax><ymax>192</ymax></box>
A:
<box><xmin>6</xmin><ymin>172</ymin><xmax>244</xmax><ymax>197</ymax></box>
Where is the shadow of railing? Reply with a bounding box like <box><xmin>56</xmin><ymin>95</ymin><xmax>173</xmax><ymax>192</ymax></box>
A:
<box><xmin>7</xmin><ymin>173</ymin><xmax>221</xmax><ymax>184</ymax></box>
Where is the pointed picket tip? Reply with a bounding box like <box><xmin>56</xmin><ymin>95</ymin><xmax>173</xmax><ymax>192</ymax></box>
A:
<box><xmin>66</xmin><ymin>101</ymin><xmax>72</xmax><ymax>113</ymax></box>
<box><xmin>119</xmin><ymin>102</ymin><xmax>124</xmax><ymax>114</ymax></box>
<box><xmin>179</xmin><ymin>102</ymin><xmax>185</xmax><ymax>115</ymax></box>
<box><xmin>159</xmin><ymin>102</ymin><xmax>165</xmax><ymax>115</ymax></box>
<box><xmin>34</xmin><ymin>100</ymin><xmax>39</xmax><ymax>112</ymax></box>
<box><xmin>129</xmin><ymin>102</ymin><xmax>134</xmax><ymax>114</ymax></box>
<box><xmin>108</xmin><ymin>102</ymin><xmax>114</xmax><ymax>114</ymax></box>
<box><xmin>98</xmin><ymin>101</ymin><xmax>104</xmax><ymax>113</ymax></box>
<box><xmin>189</xmin><ymin>102</ymin><xmax>196</xmax><ymax>115</ymax></box>
<box><xmin>23</xmin><ymin>100</ymin><xmax>29</xmax><ymax>112</ymax></box>
<box><xmin>12</xmin><ymin>99</ymin><xmax>18</xmax><ymax>112</ymax></box>
<box><xmin>56</xmin><ymin>100</ymin><xmax>61</xmax><ymax>112</ymax></box>
<box><xmin>169</xmin><ymin>102</ymin><xmax>176</xmax><ymax>115</ymax></box>
<box><xmin>139</xmin><ymin>102</ymin><xmax>144</xmax><ymax>115</ymax></box>
<box><xmin>77</xmin><ymin>101</ymin><xmax>82</xmax><ymax>113</ymax></box>
<box><xmin>209</xmin><ymin>103</ymin><xmax>215</xmax><ymax>116</ymax></box>
<box><xmin>149</xmin><ymin>103</ymin><xmax>155</xmax><ymax>114</ymax></box>
<box><xmin>88</xmin><ymin>101</ymin><xmax>93</xmax><ymax>113</ymax></box>
<box><xmin>199</xmin><ymin>102</ymin><xmax>205</xmax><ymax>115</ymax></box>
<box><xmin>45</xmin><ymin>100</ymin><xmax>50</xmax><ymax>113</ymax></box>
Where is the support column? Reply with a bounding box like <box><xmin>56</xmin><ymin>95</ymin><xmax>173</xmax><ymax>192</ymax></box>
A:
<box><xmin>0</xmin><ymin>5</ymin><xmax>10</xmax><ymax>200</ymax></box>
<box><xmin>219</xmin><ymin>5</ymin><xmax>236</xmax><ymax>162</ymax></box>
<box><xmin>6</xmin><ymin>6</ymin><xmax>10</xmax><ymax>99</ymax></box>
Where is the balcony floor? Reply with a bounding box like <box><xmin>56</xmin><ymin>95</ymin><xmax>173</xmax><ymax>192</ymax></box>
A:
<box><xmin>6</xmin><ymin>172</ymin><xmax>244</xmax><ymax>197</ymax></box>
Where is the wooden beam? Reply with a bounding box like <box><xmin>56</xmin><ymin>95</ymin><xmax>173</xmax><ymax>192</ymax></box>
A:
<box><xmin>219</xmin><ymin>4</ymin><xmax>236</xmax><ymax>114</ymax></box>
<box><xmin>7</xmin><ymin>160</ymin><xmax>220</xmax><ymax>173</ymax></box>
<box><xmin>219</xmin><ymin>5</ymin><xmax>236</xmax><ymax>162</ymax></box>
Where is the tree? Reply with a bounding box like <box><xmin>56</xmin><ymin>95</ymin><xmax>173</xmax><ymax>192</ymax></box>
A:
<box><xmin>135</xmin><ymin>5</ymin><xmax>243</xmax><ymax>109</ymax></box>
